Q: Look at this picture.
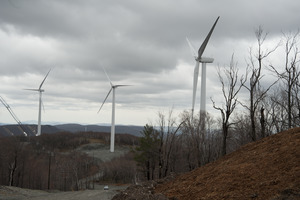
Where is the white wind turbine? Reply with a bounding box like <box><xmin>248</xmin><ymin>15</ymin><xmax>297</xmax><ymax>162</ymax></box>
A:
<box><xmin>98</xmin><ymin>67</ymin><xmax>130</xmax><ymax>153</ymax></box>
<box><xmin>24</xmin><ymin>69</ymin><xmax>51</xmax><ymax>136</ymax></box>
<box><xmin>187</xmin><ymin>16</ymin><xmax>220</xmax><ymax>117</ymax></box>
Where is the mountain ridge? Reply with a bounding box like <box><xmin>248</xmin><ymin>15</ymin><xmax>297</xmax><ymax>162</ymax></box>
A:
<box><xmin>0</xmin><ymin>123</ymin><xmax>143</xmax><ymax>137</ymax></box>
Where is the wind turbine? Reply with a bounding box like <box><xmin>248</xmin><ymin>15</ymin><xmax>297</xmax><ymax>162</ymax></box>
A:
<box><xmin>24</xmin><ymin>69</ymin><xmax>51</xmax><ymax>136</ymax></box>
<box><xmin>98</xmin><ymin>67</ymin><xmax>129</xmax><ymax>153</ymax></box>
<box><xmin>187</xmin><ymin>16</ymin><xmax>220</xmax><ymax>117</ymax></box>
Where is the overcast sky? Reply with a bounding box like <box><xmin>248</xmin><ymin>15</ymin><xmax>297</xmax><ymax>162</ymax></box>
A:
<box><xmin>0</xmin><ymin>0</ymin><xmax>299</xmax><ymax>126</ymax></box>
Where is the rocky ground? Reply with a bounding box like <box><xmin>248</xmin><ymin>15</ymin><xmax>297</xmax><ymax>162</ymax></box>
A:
<box><xmin>113</xmin><ymin>127</ymin><xmax>300</xmax><ymax>200</ymax></box>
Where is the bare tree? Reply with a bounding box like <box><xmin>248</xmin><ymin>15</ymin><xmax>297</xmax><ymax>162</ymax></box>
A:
<box><xmin>179</xmin><ymin>111</ymin><xmax>199</xmax><ymax>170</ymax></box>
<box><xmin>179</xmin><ymin>111</ymin><xmax>219</xmax><ymax>169</ymax></box>
<box><xmin>181</xmin><ymin>111</ymin><xmax>204</xmax><ymax>168</ymax></box>
<box><xmin>242</xmin><ymin>26</ymin><xmax>279</xmax><ymax>141</ymax></box>
<box><xmin>294</xmin><ymin>76</ymin><xmax>300</xmax><ymax>125</ymax></box>
<box><xmin>270</xmin><ymin>31</ymin><xmax>300</xmax><ymax>128</ymax></box>
<box><xmin>231</xmin><ymin>112</ymin><xmax>252</xmax><ymax>146</ymax></box>
<box><xmin>157</xmin><ymin>109</ymin><xmax>183</xmax><ymax>178</ymax></box>
<box><xmin>211</xmin><ymin>54</ymin><xmax>246</xmax><ymax>156</ymax></box>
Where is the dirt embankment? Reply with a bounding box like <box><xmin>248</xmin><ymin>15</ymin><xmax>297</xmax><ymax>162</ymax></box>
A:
<box><xmin>113</xmin><ymin>127</ymin><xmax>300</xmax><ymax>200</ymax></box>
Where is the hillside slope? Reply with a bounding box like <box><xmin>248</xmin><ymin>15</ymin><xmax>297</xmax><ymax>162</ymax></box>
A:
<box><xmin>155</xmin><ymin>127</ymin><xmax>300</xmax><ymax>200</ymax></box>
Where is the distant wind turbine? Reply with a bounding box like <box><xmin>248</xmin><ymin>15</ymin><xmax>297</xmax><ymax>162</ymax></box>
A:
<box><xmin>98</xmin><ymin>67</ymin><xmax>130</xmax><ymax>153</ymax></box>
<box><xmin>24</xmin><ymin>69</ymin><xmax>51</xmax><ymax>136</ymax></box>
<box><xmin>187</xmin><ymin>16</ymin><xmax>220</xmax><ymax>117</ymax></box>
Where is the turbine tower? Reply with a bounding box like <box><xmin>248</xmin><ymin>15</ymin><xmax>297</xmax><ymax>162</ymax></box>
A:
<box><xmin>98</xmin><ymin>67</ymin><xmax>129</xmax><ymax>153</ymax></box>
<box><xmin>187</xmin><ymin>16</ymin><xmax>220</xmax><ymax>117</ymax></box>
<box><xmin>25</xmin><ymin>69</ymin><xmax>51</xmax><ymax>136</ymax></box>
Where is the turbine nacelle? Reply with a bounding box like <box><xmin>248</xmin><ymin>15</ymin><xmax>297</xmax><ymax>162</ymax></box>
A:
<box><xmin>197</xmin><ymin>57</ymin><xmax>214</xmax><ymax>63</ymax></box>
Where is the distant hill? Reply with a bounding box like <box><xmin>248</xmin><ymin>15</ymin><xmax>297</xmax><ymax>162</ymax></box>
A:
<box><xmin>0</xmin><ymin>124</ymin><xmax>62</xmax><ymax>137</ymax></box>
<box><xmin>55</xmin><ymin>123</ymin><xmax>143</xmax><ymax>136</ymax></box>
<box><xmin>0</xmin><ymin>124</ymin><xmax>143</xmax><ymax>137</ymax></box>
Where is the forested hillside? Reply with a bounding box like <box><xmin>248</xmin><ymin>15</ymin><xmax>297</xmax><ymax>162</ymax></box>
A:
<box><xmin>0</xmin><ymin>132</ymin><xmax>139</xmax><ymax>191</ymax></box>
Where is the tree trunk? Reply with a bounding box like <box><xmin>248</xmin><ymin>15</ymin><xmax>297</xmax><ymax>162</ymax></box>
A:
<box><xmin>288</xmin><ymin>86</ymin><xmax>292</xmax><ymax>128</ymax></box>
<box><xmin>250</xmin><ymin>93</ymin><xmax>257</xmax><ymax>141</ymax></box>
<box><xmin>48</xmin><ymin>153</ymin><xmax>52</xmax><ymax>190</ymax></box>
<box><xmin>8</xmin><ymin>155</ymin><xmax>18</xmax><ymax>186</ymax></box>
<box><xmin>222</xmin><ymin>124</ymin><xmax>228</xmax><ymax>156</ymax></box>
<box><xmin>260</xmin><ymin>107</ymin><xmax>266</xmax><ymax>138</ymax></box>
<box><xmin>158</xmin><ymin>147</ymin><xmax>163</xmax><ymax>179</ymax></box>
<box><xmin>146</xmin><ymin>160</ymin><xmax>150</xmax><ymax>180</ymax></box>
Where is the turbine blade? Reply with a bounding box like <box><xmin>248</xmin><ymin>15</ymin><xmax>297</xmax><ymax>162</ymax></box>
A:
<box><xmin>186</xmin><ymin>37</ymin><xmax>197</xmax><ymax>58</ymax></box>
<box><xmin>102</xmin><ymin>66</ymin><xmax>113</xmax><ymax>86</ymax></box>
<box><xmin>115</xmin><ymin>84</ymin><xmax>131</xmax><ymax>87</ymax></box>
<box><xmin>98</xmin><ymin>88</ymin><xmax>112</xmax><ymax>113</ymax></box>
<box><xmin>192</xmin><ymin>62</ymin><xmax>200</xmax><ymax>114</ymax></box>
<box><xmin>198</xmin><ymin>16</ymin><xmax>220</xmax><ymax>59</ymax></box>
<box><xmin>24</xmin><ymin>89</ymin><xmax>39</xmax><ymax>91</ymax></box>
<box><xmin>39</xmin><ymin>69</ymin><xmax>51</xmax><ymax>90</ymax></box>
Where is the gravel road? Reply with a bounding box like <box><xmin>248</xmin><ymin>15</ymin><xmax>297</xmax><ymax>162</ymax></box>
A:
<box><xmin>0</xmin><ymin>184</ymin><xmax>128</xmax><ymax>200</ymax></box>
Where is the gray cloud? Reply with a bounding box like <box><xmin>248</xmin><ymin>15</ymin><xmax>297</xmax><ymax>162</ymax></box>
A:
<box><xmin>0</xmin><ymin>0</ymin><xmax>299</xmax><ymax>125</ymax></box>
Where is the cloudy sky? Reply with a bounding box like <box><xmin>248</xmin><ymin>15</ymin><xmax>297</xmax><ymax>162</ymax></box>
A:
<box><xmin>0</xmin><ymin>0</ymin><xmax>299</xmax><ymax>126</ymax></box>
